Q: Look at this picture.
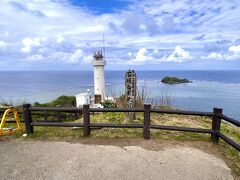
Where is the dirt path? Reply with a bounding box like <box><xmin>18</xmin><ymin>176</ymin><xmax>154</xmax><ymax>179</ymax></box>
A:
<box><xmin>0</xmin><ymin>140</ymin><xmax>234</xmax><ymax>180</ymax></box>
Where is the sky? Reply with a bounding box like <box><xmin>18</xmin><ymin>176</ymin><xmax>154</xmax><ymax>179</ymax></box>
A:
<box><xmin>0</xmin><ymin>0</ymin><xmax>240</xmax><ymax>70</ymax></box>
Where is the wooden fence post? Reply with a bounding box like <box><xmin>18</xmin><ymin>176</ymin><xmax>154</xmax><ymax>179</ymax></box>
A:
<box><xmin>83</xmin><ymin>104</ymin><xmax>90</xmax><ymax>137</ymax></box>
<box><xmin>23</xmin><ymin>103</ymin><xmax>33</xmax><ymax>134</ymax></box>
<box><xmin>211</xmin><ymin>107</ymin><xmax>222</xmax><ymax>143</ymax></box>
<box><xmin>143</xmin><ymin>104</ymin><xmax>151</xmax><ymax>139</ymax></box>
<box><xmin>56</xmin><ymin>105</ymin><xmax>62</xmax><ymax>122</ymax></box>
<box><xmin>44</xmin><ymin>111</ymin><xmax>48</xmax><ymax>121</ymax></box>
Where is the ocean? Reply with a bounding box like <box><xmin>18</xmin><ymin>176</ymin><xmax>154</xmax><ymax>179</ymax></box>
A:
<box><xmin>0</xmin><ymin>70</ymin><xmax>240</xmax><ymax>120</ymax></box>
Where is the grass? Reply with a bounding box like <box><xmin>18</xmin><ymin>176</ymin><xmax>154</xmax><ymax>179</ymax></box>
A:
<box><xmin>2</xmin><ymin>112</ymin><xmax>240</xmax><ymax>178</ymax></box>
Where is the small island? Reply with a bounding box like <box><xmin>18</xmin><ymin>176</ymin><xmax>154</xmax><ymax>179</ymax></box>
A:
<box><xmin>161</xmin><ymin>76</ymin><xmax>192</xmax><ymax>84</ymax></box>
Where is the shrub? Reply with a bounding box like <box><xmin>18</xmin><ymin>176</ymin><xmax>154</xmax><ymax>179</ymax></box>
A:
<box><xmin>50</xmin><ymin>95</ymin><xmax>76</xmax><ymax>107</ymax></box>
<box><xmin>33</xmin><ymin>95</ymin><xmax>76</xmax><ymax>107</ymax></box>
<box><xmin>101</xmin><ymin>100</ymin><xmax>117</xmax><ymax>108</ymax></box>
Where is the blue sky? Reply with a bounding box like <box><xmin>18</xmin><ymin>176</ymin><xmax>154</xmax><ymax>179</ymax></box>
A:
<box><xmin>0</xmin><ymin>0</ymin><xmax>240</xmax><ymax>70</ymax></box>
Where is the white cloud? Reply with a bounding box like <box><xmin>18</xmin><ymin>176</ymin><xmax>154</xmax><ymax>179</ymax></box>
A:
<box><xmin>25</xmin><ymin>54</ymin><xmax>44</xmax><ymax>61</ymax></box>
<box><xmin>203</xmin><ymin>45</ymin><xmax>240</xmax><ymax>61</ymax></box>
<box><xmin>139</xmin><ymin>24</ymin><xmax>147</xmax><ymax>30</ymax></box>
<box><xmin>56</xmin><ymin>36</ymin><xmax>64</xmax><ymax>43</ymax></box>
<box><xmin>83</xmin><ymin>55</ymin><xmax>92</xmax><ymax>64</ymax></box>
<box><xmin>47</xmin><ymin>49</ymin><xmax>92</xmax><ymax>64</ymax></box>
<box><xmin>21</xmin><ymin>37</ymin><xmax>44</xmax><ymax>53</ymax></box>
<box><xmin>21</xmin><ymin>48</ymin><xmax>91</xmax><ymax>64</ymax></box>
<box><xmin>226</xmin><ymin>45</ymin><xmax>240</xmax><ymax>60</ymax></box>
<box><xmin>4</xmin><ymin>31</ymin><xmax>9</xmax><ymax>36</ymax></box>
<box><xmin>1</xmin><ymin>0</ymin><xmax>240</xmax><ymax>69</ymax></box>
<box><xmin>0</xmin><ymin>41</ymin><xmax>7</xmax><ymax>48</ymax></box>
<box><xmin>127</xmin><ymin>52</ymin><xmax>132</xmax><ymax>57</ymax></box>
<box><xmin>229</xmin><ymin>45</ymin><xmax>240</xmax><ymax>55</ymax></box>
<box><xmin>67</xmin><ymin>49</ymin><xmax>84</xmax><ymax>64</ymax></box>
<box><xmin>135</xmin><ymin>48</ymin><xmax>151</xmax><ymax>61</ymax></box>
<box><xmin>225</xmin><ymin>54</ymin><xmax>240</xmax><ymax>61</ymax></box>
<box><xmin>130</xmin><ymin>48</ymin><xmax>153</xmax><ymax>64</ymax></box>
<box><xmin>163</xmin><ymin>46</ymin><xmax>192</xmax><ymax>62</ymax></box>
<box><xmin>128</xmin><ymin>46</ymin><xmax>192</xmax><ymax>65</ymax></box>
<box><xmin>204</xmin><ymin>52</ymin><xmax>224</xmax><ymax>60</ymax></box>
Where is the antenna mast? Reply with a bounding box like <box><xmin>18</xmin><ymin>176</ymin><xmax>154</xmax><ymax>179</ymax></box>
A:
<box><xmin>103</xmin><ymin>34</ymin><xmax>105</xmax><ymax>61</ymax></box>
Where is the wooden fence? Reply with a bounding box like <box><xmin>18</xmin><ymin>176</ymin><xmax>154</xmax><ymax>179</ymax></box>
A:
<box><xmin>3</xmin><ymin>103</ymin><xmax>240</xmax><ymax>151</ymax></box>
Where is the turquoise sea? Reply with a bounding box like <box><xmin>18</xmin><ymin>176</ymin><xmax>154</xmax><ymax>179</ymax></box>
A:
<box><xmin>0</xmin><ymin>70</ymin><xmax>240</xmax><ymax>120</ymax></box>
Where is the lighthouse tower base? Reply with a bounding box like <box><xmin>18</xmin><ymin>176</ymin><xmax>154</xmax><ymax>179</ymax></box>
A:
<box><xmin>94</xmin><ymin>94</ymin><xmax>102</xmax><ymax>104</ymax></box>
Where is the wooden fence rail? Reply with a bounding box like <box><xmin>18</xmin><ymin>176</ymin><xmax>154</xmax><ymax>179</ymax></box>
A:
<box><xmin>15</xmin><ymin>103</ymin><xmax>238</xmax><ymax>151</ymax></box>
<box><xmin>1</xmin><ymin>109</ymin><xmax>80</xmax><ymax>123</ymax></box>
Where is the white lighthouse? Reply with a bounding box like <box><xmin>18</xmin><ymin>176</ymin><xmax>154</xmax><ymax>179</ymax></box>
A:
<box><xmin>92</xmin><ymin>49</ymin><xmax>106</xmax><ymax>104</ymax></box>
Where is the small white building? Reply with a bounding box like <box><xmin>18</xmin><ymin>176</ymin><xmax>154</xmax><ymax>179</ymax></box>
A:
<box><xmin>75</xmin><ymin>93</ymin><xmax>91</xmax><ymax>108</ymax></box>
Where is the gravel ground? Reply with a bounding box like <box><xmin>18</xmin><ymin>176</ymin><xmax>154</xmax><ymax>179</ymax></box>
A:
<box><xmin>0</xmin><ymin>140</ymin><xmax>233</xmax><ymax>180</ymax></box>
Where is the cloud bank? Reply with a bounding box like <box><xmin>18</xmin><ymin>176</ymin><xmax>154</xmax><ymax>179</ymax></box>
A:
<box><xmin>0</xmin><ymin>0</ymin><xmax>240</xmax><ymax>70</ymax></box>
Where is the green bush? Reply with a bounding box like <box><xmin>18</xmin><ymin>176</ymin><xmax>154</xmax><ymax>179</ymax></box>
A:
<box><xmin>101</xmin><ymin>100</ymin><xmax>117</xmax><ymax>108</ymax></box>
<box><xmin>50</xmin><ymin>95</ymin><xmax>76</xmax><ymax>107</ymax></box>
<box><xmin>33</xmin><ymin>95</ymin><xmax>76</xmax><ymax>107</ymax></box>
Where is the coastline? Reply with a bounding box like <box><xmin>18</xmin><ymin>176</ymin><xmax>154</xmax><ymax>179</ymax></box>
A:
<box><xmin>1</xmin><ymin>70</ymin><xmax>240</xmax><ymax>119</ymax></box>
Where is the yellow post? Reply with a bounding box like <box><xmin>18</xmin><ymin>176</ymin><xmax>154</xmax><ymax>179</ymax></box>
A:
<box><xmin>0</xmin><ymin>107</ymin><xmax>23</xmax><ymax>135</ymax></box>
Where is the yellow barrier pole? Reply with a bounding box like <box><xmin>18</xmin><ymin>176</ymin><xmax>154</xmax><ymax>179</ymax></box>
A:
<box><xmin>0</xmin><ymin>107</ymin><xmax>23</xmax><ymax>135</ymax></box>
